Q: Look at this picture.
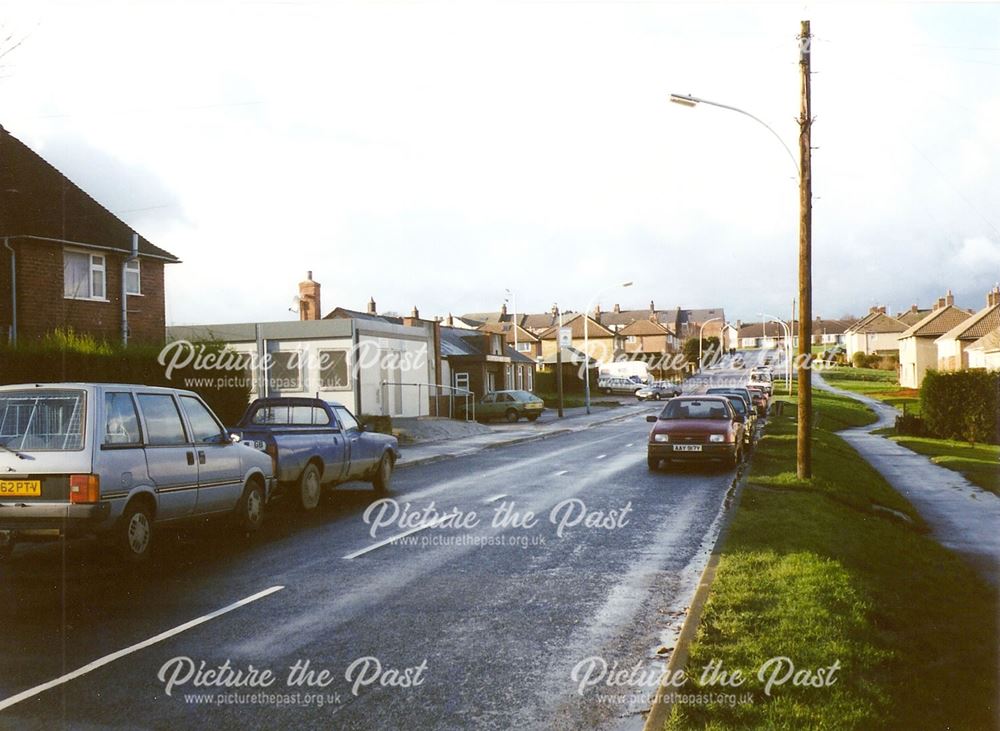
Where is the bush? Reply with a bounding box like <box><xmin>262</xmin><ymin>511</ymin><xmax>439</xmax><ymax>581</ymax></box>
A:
<box><xmin>895</xmin><ymin>413</ymin><xmax>925</xmax><ymax>436</ymax></box>
<box><xmin>921</xmin><ymin>369</ymin><xmax>1000</xmax><ymax>444</ymax></box>
<box><xmin>0</xmin><ymin>331</ymin><xmax>251</xmax><ymax>424</ymax></box>
<box><xmin>360</xmin><ymin>414</ymin><xmax>393</xmax><ymax>434</ymax></box>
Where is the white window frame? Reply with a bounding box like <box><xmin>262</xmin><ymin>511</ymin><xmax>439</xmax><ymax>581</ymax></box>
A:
<box><xmin>454</xmin><ymin>372</ymin><xmax>470</xmax><ymax>393</ymax></box>
<box><xmin>125</xmin><ymin>259</ymin><xmax>142</xmax><ymax>296</ymax></box>
<box><xmin>63</xmin><ymin>249</ymin><xmax>108</xmax><ymax>301</ymax></box>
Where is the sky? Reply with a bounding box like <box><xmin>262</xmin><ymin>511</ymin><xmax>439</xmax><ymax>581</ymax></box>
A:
<box><xmin>2</xmin><ymin>0</ymin><xmax>999</xmax><ymax>326</ymax></box>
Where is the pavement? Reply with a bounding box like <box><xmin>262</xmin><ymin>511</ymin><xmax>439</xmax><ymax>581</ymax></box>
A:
<box><xmin>814</xmin><ymin>371</ymin><xmax>1000</xmax><ymax>587</ymax></box>
<box><xmin>0</xmin><ymin>410</ymin><xmax>741</xmax><ymax>730</ymax></box>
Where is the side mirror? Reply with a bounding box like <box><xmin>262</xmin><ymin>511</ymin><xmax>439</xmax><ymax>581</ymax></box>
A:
<box><xmin>646</xmin><ymin>415</ymin><xmax>658</xmax><ymax>423</ymax></box>
<box><xmin>734</xmin><ymin>414</ymin><xmax>745</xmax><ymax>423</ymax></box>
<box><xmin>358</xmin><ymin>423</ymin><xmax>368</xmax><ymax>432</ymax></box>
<box><xmin>229</xmin><ymin>433</ymin><xmax>242</xmax><ymax>444</ymax></box>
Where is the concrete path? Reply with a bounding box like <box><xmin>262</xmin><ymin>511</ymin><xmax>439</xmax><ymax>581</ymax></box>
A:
<box><xmin>814</xmin><ymin>371</ymin><xmax>1000</xmax><ymax>586</ymax></box>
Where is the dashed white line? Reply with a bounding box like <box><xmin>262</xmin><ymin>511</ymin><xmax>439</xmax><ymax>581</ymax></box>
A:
<box><xmin>343</xmin><ymin>514</ymin><xmax>454</xmax><ymax>559</ymax></box>
<box><xmin>626</xmin><ymin>443</ymin><xmax>634</xmax><ymax>447</ymax></box>
<box><xmin>596</xmin><ymin>454</ymin><xmax>607</xmax><ymax>460</ymax></box>
<box><xmin>0</xmin><ymin>585</ymin><xmax>285</xmax><ymax>713</ymax></box>
<box><xmin>555</xmin><ymin>470</ymin><xmax>569</xmax><ymax>476</ymax></box>
<box><xmin>484</xmin><ymin>493</ymin><xmax>508</xmax><ymax>504</ymax></box>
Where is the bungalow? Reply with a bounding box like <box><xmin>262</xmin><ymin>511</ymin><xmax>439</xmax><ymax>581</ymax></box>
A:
<box><xmin>438</xmin><ymin>325</ymin><xmax>535</xmax><ymax>399</ymax></box>
<box><xmin>935</xmin><ymin>287</ymin><xmax>1000</xmax><ymax>372</ymax></box>
<box><xmin>844</xmin><ymin>307</ymin><xmax>907</xmax><ymax>356</ymax></box>
<box><xmin>737</xmin><ymin>321</ymin><xmax>798</xmax><ymax>350</ymax></box>
<box><xmin>0</xmin><ymin>124</ymin><xmax>180</xmax><ymax>345</ymax></box>
<box><xmin>966</xmin><ymin>326</ymin><xmax>1000</xmax><ymax>371</ymax></box>
<box><xmin>897</xmin><ymin>295</ymin><xmax>972</xmax><ymax>388</ymax></box>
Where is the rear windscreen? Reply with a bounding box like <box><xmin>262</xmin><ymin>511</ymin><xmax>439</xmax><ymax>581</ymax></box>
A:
<box><xmin>0</xmin><ymin>390</ymin><xmax>86</xmax><ymax>451</ymax></box>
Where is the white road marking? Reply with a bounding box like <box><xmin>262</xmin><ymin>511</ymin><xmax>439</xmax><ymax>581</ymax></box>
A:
<box><xmin>555</xmin><ymin>470</ymin><xmax>569</xmax><ymax>476</ymax></box>
<box><xmin>484</xmin><ymin>494</ymin><xmax>508</xmax><ymax>504</ymax></box>
<box><xmin>596</xmin><ymin>454</ymin><xmax>606</xmax><ymax>460</ymax></box>
<box><xmin>343</xmin><ymin>514</ymin><xmax>453</xmax><ymax>560</ymax></box>
<box><xmin>626</xmin><ymin>443</ymin><xmax>634</xmax><ymax>447</ymax></box>
<box><xmin>0</xmin><ymin>585</ymin><xmax>285</xmax><ymax>713</ymax></box>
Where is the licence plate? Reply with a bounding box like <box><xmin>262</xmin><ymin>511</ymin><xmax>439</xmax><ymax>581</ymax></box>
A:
<box><xmin>0</xmin><ymin>479</ymin><xmax>41</xmax><ymax>497</ymax></box>
<box><xmin>673</xmin><ymin>445</ymin><xmax>702</xmax><ymax>452</ymax></box>
<box><xmin>526</xmin><ymin>403</ymin><xmax>543</xmax><ymax>410</ymax></box>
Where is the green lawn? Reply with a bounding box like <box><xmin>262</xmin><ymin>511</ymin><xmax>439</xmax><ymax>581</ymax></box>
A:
<box><xmin>891</xmin><ymin>436</ymin><xmax>1000</xmax><ymax>496</ymax></box>
<box><xmin>666</xmin><ymin>391</ymin><xmax>997</xmax><ymax>730</ymax></box>
<box><xmin>819</xmin><ymin>366</ymin><xmax>921</xmax><ymax>415</ymax></box>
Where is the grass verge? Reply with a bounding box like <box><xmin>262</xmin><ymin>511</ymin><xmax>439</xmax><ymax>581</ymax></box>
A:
<box><xmin>890</xmin><ymin>436</ymin><xmax>999</xmax><ymax>496</ymax></box>
<box><xmin>819</xmin><ymin>366</ymin><xmax>920</xmax><ymax>415</ymax></box>
<box><xmin>665</xmin><ymin>390</ymin><xmax>997</xmax><ymax>730</ymax></box>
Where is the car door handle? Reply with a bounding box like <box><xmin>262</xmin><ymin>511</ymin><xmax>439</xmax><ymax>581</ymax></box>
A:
<box><xmin>186</xmin><ymin>451</ymin><xmax>195</xmax><ymax>466</ymax></box>
<box><xmin>198</xmin><ymin>450</ymin><xmax>206</xmax><ymax>465</ymax></box>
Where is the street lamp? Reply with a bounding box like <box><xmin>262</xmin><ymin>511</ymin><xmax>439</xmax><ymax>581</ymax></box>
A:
<box><xmin>670</xmin><ymin>27</ymin><xmax>814</xmax><ymax>481</ymax></box>
<box><xmin>505</xmin><ymin>287</ymin><xmax>518</xmax><ymax>361</ymax></box>
<box><xmin>759</xmin><ymin>313</ymin><xmax>792</xmax><ymax>394</ymax></box>
<box><xmin>698</xmin><ymin>316</ymin><xmax>722</xmax><ymax>368</ymax></box>
<box><xmin>584</xmin><ymin>281</ymin><xmax>633</xmax><ymax>414</ymax></box>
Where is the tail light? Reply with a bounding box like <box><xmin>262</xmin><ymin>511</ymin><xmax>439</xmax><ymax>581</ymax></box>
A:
<box><xmin>69</xmin><ymin>474</ymin><xmax>100</xmax><ymax>504</ymax></box>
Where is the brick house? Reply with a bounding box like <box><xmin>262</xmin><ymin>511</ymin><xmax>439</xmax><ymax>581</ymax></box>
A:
<box><xmin>0</xmin><ymin>125</ymin><xmax>179</xmax><ymax>345</ymax></box>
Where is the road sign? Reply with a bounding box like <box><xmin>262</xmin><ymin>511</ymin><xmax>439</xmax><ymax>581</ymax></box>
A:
<box><xmin>559</xmin><ymin>327</ymin><xmax>572</xmax><ymax>347</ymax></box>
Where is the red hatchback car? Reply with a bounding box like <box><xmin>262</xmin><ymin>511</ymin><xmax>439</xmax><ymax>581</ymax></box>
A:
<box><xmin>646</xmin><ymin>396</ymin><xmax>746</xmax><ymax>470</ymax></box>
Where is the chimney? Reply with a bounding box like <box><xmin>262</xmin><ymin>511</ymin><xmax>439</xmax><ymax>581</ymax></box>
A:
<box><xmin>367</xmin><ymin>297</ymin><xmax>377</xmax><ymax>315</ymax></box>
<box><xmin>910</xmin><ymin>304</ymin><xmax>919</xmax><ymax>314</ymax></box>
<box><xmin>446</xmin><ymin>313</ymin><xmax>454</xmax><ymax>326</ymax></box>
<box><xmin>649</xmin><ymin>300</ymin><xmax>655</xmax><ymax>312</ymax></box>
<box><xmin>411</xmin><ymin>306</ymin><xmax>420</xmax><ymax>319</ymax></box>
<box><xmin>869</xmin><ymin>305</ymin><xmax>879</xmax><ymax>314</ymax></box>
<box><xmin>613</xmin><ymin>303</ymin><xmax>621</xmax><ymax>314</ymax></box>
<box><xmin>988</xmin><ymin>285</ymin><xmax>1000</xmax><ymax>308</ymax></box>
<box><xmin>500</xmin><ymin>303</ymin><xmax>508</xmax><ymax>317</ymax></box>
<box><xmin>879</xmin><ymin>306</ymin><xmax>886</xmax><ymax>314</ymax></box>
<box><xmin>945</xmin><ymin>289</ymin><xmax>954</xmax><ymax>307</ymax></box>
<box><xmin>593</xmin><ymin>303</ymin><xmax>601</xmax><ymax>319</ymax></box>
<box><xmin>298</xmin><ymin>271</ymin><xmax>321</xmax><ymax>321</ymax></box>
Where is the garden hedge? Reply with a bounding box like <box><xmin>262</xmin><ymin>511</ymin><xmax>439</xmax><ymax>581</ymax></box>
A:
<box><xmin>921</xmin><ymin>369</ymin><xmax>999</xmax><ymax>444</ymax></box>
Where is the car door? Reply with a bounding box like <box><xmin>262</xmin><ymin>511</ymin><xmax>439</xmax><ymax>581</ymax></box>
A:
<box><xmin>135</xmin><ymin>393</ymin><xmax>199</xmax><ymax>521</ymax></box>
<box><xmin>178</xmin><ymin>395</ymin><xmax>244</xmax><ymax>515</ymax></box>
<box><xmin>479</xmin><ymin>393</ymin><xmax>496</xmax><ymax>420</ymax></box>
<box><xmin>95</xmin><ymin>390</ymin><xmax>151</xmax><ymax>502</ymax></box>
<box><xmin>333</xmin><ymin>405</ymin><xmax>372</xmax><ymax>480</ymax></box>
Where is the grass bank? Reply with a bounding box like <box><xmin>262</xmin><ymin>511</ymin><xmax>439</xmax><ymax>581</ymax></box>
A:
<box><xmin>665</xmin><ymin>390</ymin><xmax>997</xmax><ymax>730</ymax></box>
<box><xmin>891</xmin><ymin>436</ymin><xmax>999</xmax><ymax>496</ymax></box>
<box><xmin>819</xmin><ymin>366</ymin><xmax>920</xmax><ymax>415</ymax></box>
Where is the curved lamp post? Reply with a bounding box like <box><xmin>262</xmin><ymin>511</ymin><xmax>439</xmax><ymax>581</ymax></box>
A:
<box><xmin>698</xmin><ymin>316</ymin><xmax>722</xmax><ymax>368</ymax></box>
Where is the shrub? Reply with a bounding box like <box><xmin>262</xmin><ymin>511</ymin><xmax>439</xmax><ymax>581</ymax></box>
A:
<box><xmin>360</xmin><ymin>414</ymin><xmax>393</xmax><ymax>435</ymax></box>
<box><xmin>894</xmin><ymin>413</ymin><xmax>925</xmax><ymax>436</ymax></box>
<box><xmin>921</xmin><ymin>369</ymin><xmax>999</xmax><ymax>444</ymax></box>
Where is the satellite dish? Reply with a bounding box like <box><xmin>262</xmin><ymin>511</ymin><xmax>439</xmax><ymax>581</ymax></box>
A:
<box><xmin>289</xmin><ymin>294</ymin><xmax>301</xmax><ymax>314</ymax></box>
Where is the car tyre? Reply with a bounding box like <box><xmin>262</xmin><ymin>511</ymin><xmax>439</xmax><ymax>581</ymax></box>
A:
<box><xmin>118</xmin><ymin>500</ymin><xmax>153</xmax><ymax>564</ymax></box>
<box><xmin>236</xmin><ymin>478</ymin><xmax>265</xmax><ymax>533</ymax></box>
<box><xmin>373</xmin><ymin>453</ymin><xmax>394</xmax><ymax>493</ymax></box>
<box><xmin>647</xmin><ymin>455</ymin><xmax>660</xmax><ymax>471</ymax></box>
<box><xmin>505</xmin><ymin>409</ymin><xmax>519</xmax><ymax>423</ymax></box>
<box><xmin>0</xmin><ymin>531</ymin><xmax>15</xmax><ymax>562</ymax></box>
<box><xmin>298</xmin><ymin>463</ymin><xmax>322</xmax><ymax>512</ymax></box>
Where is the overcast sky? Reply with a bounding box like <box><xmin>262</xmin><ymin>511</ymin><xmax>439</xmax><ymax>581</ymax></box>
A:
<box><xmin>3</xmin><ymin>1</ymin><xmax>999</xmax><ymax>325</ymax></box>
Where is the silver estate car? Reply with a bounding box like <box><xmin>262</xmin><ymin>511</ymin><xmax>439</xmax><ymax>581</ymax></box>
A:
<box><xmin>0</xmin><ymin>383</ymin><xmax>275</xmax><ymax>563</ymax></box>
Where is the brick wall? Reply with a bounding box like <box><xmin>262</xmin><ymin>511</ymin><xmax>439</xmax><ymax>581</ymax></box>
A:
<box><xmin>10</xmin><ymin>239</ymin><xmax>167</xmax><ymax>345</ymax></box>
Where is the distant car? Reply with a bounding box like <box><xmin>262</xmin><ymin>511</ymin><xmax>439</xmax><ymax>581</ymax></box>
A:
<box><xmin>635</xmin><ymin>382</ymin><xmax>682</xmax><ymax>401</ymax></box>
<box><xmin>646</xmin><ymin>396</ymin><xmax>746</xmax><ymax>471</ymax></box>
<box><xmin>233</xmin><ymin>398</ymin><xmax>400</xmax><ymax>510</ymax></box>
<box><xmin>599</xmin><ymin>378</ymin><xmax>646</xmax><ymax>396</ymax></box>
<box><xmin>465</xmin><ymin>390</ymin><xmax>545</xmax><ymax>423</ymax></box>
<box><xmin>746</xmin><ymin>385</ymin><xmax>770</xmax><ymax>416</ymax></box>
<box><xmin>748</xmin><ymin>370</ymin><xmax>773</xmax><ymax>395</ymax></box>
<box><xmin>732</xmin><ymin>356</ymin><xmax>745</xmax><ymax>369</ymax></box>
<box><xmin>705</xmin><ymin>387</ymin><xmax>757</xmax><ymax>433</ymax></box>
<box><xmin>0</xmin><ymin>383</ymin><xmax>274</xmax><ymax>563</ymax></box>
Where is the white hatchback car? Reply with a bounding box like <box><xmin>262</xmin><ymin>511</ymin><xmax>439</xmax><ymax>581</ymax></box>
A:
<box><xmin>0</xmin><ymin>383</ymin><xmax>274</xmax><ymax>563</ymax></box>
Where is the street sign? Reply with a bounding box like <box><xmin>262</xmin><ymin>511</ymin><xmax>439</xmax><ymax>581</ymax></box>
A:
<box><xmin>559</xmin><ymin>327</ymin><xmax>572</xmax><ymax>347</ymax></box>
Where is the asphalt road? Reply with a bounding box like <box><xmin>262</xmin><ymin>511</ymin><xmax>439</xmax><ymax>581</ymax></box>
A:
<box><xmin>0</xmin><ymin>388</ymin><xmax>746</xmax><ymax>730</ymax></box>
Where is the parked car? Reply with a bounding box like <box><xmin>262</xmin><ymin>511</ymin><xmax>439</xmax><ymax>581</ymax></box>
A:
<box><xmin>0</xmin><ymin>383</ymin><xmax>274</xmax><ymax>563</ymax></box>
<box><xmin>459</xmin><ymin>390</ymin><xmax>545</xmax><ymax>423</ymax></box>
<box><xmin>705</xmin><ymin>387</ymin><xmax>757</xmax><ymax>434</ymax></box>
<box><xmin>646</xmin><ymin>396</ymin><xmax>745</xmax><ymax>471</ymax></box>
<box><xmin>746</xmin><ymin>385</ymin><xmax>770</xmax><ymax>416</ymax></box>
<box><xmin>232</xmin><ymin>398</ymin><xmax>400</xmax><ymax>510</ymax></box>
<box><xmin>748</xmin><ymin>370</ymin><xmax>773</xmax><ymax>395</ymax></box>
<box><xmin>708</xmin><ymin>394</ymin><xmax>754</xmax><ymax>448</ymax></box>
<box><xmin>599</xmin><ymin>377</ymin><xmax>646</xmax><ymax>395</ymax></box>
<box><xmin>635</xmin><ymin>382</ymin><xmax>683</xmax><ymax>401</ymax></box>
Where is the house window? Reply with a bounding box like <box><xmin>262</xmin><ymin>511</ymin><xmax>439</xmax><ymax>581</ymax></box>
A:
<box><xmin>516</xmin><ymin>341</ymin><xmax>531</xmax><ymax>352</ymax></box>
<box><xmin>63</xmin><ymin>251</ymin><xmax>106</xmax><ymax>300</ymax></box>
<box><xmin>268</xmin><ymin>351</ymin><xmax>303</xmax><ymax>392</ymax></box>
<box><xmin>125</xmin><ymin>259</ymin><xmax>141</xmax><ymax>295</ymax></box>
<box><xmin>319</xmin><ymin>350</ymin><xmax>351</xmax><ymax>390</ymax></box>
<box><xmin>525</xmin><ymin>369</ymin><xmax>533</xmax><ymax>391</ymax></box>
<box><xmin>454</xmin><ymin>372</ymin><xmax>470</xmax><ymax>393</ymax></box>
<box><xmin>626</xmin><ymin>335</ymin><xmax>637</xmax><ymax>344</ymax></box>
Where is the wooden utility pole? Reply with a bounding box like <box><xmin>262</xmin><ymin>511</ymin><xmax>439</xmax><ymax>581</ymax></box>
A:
<box><xmin>797</xmin><ymin>20</ymin><xmax>813</xmax><ymax>479</ymax></box>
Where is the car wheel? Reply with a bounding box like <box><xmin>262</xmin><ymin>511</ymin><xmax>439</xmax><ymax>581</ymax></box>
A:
<box><xmin>505</xmin><ymin>409</ymin><xmax>519</xmax><ymax>423</ymax></box>
<box><xmin>236</xmin><ymin>478</ymin><xmax>265</xmax><ymax>533</ymax></box>
<box><xmin>0</xmin><ymin>531</ymin><xmax>15</xmax><ymax>562</ymax></box>
<box><xmin>298</xmin><ymin>463</ymin><xmax>322</xmax><ymax>512</ymax></box>
<box><xmin>647</xmin><ymin>455</ymin><xmax>660</xmax><ymax>470</ymax></box>
<box><xmin>118</xmin><ymin>500</ymin><xmax>153</xmax><ymax>564</ymax></box>
<box><xmin>373</xmin><ymin>453</ymin><xmax>394</xmax><ymax>493</ymax></box>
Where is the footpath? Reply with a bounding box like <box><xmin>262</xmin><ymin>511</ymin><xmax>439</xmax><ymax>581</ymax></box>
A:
<box><xmin>814</xmin><ymin>371</ymin><xmax>1000</xmax><ymax>586</ymax></box>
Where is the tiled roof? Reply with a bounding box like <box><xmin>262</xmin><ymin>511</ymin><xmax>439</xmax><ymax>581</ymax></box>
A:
<box><xmin>897</xmin><ymin>308</ymin><xmax>933</xmax><ymax>326</ymax></box>
<box><xmin>967</xmin><ymin>326</ymin><xmax>1000</xmax><ymax>353</ymax></box>
<box><xmin>849</xmin><ymin>313</ymin><xmax>908</xmax><ymax>334</ymax></box>
<box><xmin>1</xmin><ymin>126</ymin><xmax>179</xmax><ymax>262</ymax></box>
<box><xmin>900</xmin><ymin>306</ymin><xmax>972</xmax><ymax>339</ymax></box>
<box><xmin>620</xmin><ymin>318</ymin><xmax>673</xmax><ymax>336</ymax></box>
<box><xmin>937</xmin><ymin>304</ymin><xmax>1000</xmax><ymax>342</ymax></box>
<box><xmin>738</xmin><ymin>321</ymin><xmax>799</xmax><ymax>339</ymax></box>
<box><xmin>538</xmin><ymin>313</ymin><xmax>615</xmax><ymax>339</ymax></box>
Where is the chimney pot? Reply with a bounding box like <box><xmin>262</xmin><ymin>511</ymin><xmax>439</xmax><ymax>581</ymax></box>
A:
<box><xmin>298</xmin><ymin>272</ymin><xmax>321</xmax><ymax>320</ymax></box>
<box><xmin>613</xmin><ymin>303</ymin><xmax>621</xmax><ymax>313</ymax></box>
<box><xmin>649</xmin><ymin>300</ymin><xmax>655</xmax><ymax>312</ymax></box>
<box><xmin>367</xmin><ymin>297</ymin><xmax>377</xmax><ymax>315</ymax></box>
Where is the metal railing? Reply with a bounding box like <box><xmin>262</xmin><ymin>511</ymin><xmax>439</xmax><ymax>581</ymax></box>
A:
<box><xmin>379</xmin><ymin>382</ymin><xmax>476</xmax><ymax>421</ymax></box>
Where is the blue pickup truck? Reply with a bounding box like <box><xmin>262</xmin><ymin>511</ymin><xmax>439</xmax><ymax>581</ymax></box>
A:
<box><xmin>231</xmin><ymin>398</ymin><xmax>400</xmax><ymax>511</ymax></box>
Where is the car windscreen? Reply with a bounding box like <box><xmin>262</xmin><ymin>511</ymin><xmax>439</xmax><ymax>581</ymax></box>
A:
<box><xmin>509</xmin><ymin>391</ymin><xmax>535</xmax><ymax>402</ymax></box>
<box><xmin>0</xmin><ymin>390</ymin><xmax>86</xmax><ymax>451</ymax></box>
<box><xmin>659</xmin><ymin>400</ymin><xmax>729</xmax><ymax>420</ymax></box>
<box><xmin>722</xmin><ymin>397</ymin><xmax>746</xmax><ymax>415</ymax></box>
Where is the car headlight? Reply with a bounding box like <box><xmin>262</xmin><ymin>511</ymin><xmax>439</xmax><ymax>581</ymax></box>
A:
<box><xmin>653</xmin><ymin>434</ymin><xmax>670</xmax><ymax>443</ymax></box>
<box><xmin>709</xmin><ymin>434</ymin><xmax>725</xmax><ymax>443</ymax></box>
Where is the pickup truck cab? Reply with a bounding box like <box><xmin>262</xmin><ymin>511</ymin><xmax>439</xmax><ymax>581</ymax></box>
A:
<box><xmin>232</xmin><ymin>398</ymin><xmax>400</xmax><ymax>511</ymax></box>
<box><xmin>0</xmin><ymin>383</ymin><xmax>274</xmax><ymax>563</ymax></box>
